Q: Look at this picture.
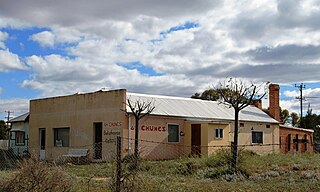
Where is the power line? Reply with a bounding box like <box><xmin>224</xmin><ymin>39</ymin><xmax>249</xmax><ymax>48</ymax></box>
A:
<box><xmin>4</xmin><ymin>110</ymin><xmax>14</xmax><ymax>126</ymax></box>
<box><xmin>295</xmin><ymin>83</ymin><xmax>305</xmax><ymax>127</ymax></box>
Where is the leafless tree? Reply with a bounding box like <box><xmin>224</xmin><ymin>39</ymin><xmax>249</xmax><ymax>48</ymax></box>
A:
<box><xmin>217</xmin><ymin>78</ymin><xmax>266</xmax><ymax>168</ymax></box>
<box><xmin>126</xmin><ymin>98</ymin><xmax>155</xmax><ymax>167</ymax></box>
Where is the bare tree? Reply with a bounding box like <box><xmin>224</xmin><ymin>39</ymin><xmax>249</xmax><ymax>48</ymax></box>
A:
<box><xmin>217</xmin><ymin>78</ymin><xmax>266</xmax><ymax>168</ymax></box>
<box><xmin>126</xmin><ymin>98</ymin><xmax>155</xmax><ymax>167</ymax></box>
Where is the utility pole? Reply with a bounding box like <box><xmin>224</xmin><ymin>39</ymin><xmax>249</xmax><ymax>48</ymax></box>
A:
<box><xmin>295</xmin><ymin>83</ymin><xmax>305</xmax><ymax>127</ymax></box>
<box><xmin>4</xmin><ymin>110</ymin><xmax>14</xmax><ymax>127</ymax></box>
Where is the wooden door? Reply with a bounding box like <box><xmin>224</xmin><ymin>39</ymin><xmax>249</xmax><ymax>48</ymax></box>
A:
<box><xmin>94</xmin><ymin>123</ymin><xmax>102</xmax><ymax>159</ymax></box>
<box><xmin>191</xmin><ymin>124</ymin><xmax>201</xmax><ymax>156</ymax></box>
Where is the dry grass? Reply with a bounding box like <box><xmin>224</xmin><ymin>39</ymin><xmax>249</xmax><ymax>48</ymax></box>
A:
<box><xmin>1</xmin><ymin>152</ymin><xmax>320</xmax><ymax>191</ymax></box>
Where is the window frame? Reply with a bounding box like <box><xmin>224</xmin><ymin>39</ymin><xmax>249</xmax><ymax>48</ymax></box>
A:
<box><xmin>53</xmin><ymin>127</ymin><xmax>70</xmax><ymax>147</ymax></box>
<box><xmin>251</xmin><ymin>131</ymin><xmax>263</xmax><ymax>144</ymax></box>
<box><xmin>167</xmin><ymin>123</ymin><xmax>180</xmax><ymax>143</ymax></box>
<box><xmin>15</xmin><ymin>131</ymin><xmax>25</xmax><ymax>146</ymax></box>
<box><xmin>215</xmin><ymin>128</ymin><xmax>223</xmax><ymax>139</ymax></box>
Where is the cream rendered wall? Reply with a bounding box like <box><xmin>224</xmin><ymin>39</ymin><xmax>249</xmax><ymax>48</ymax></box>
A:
<box><xmin>228</xmin><ymin>121</ymin><xmax>280</xmax><ymax>154</ymax></box>
<box><xmin>126</xmin><ymin>115</ymin><xmax>185</xmax><ymax>160</ymax></box>
<box><xmin>183</xmin><ymin>122</ymin><xmax>230</xmax><ymax>156</ymax></box>
<box><xmin>29</xmin><ymin>89</ymin><xmax>127</xmax><ymax>161</ymax></box>
<box><xmin>207</xmin><ymin>124</ymin><xmax>230</xmax><ymax>155</ymax></box>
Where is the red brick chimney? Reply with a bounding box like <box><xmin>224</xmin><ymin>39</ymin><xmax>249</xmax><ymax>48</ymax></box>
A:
<box><xmin>252</xmin><ymin>99</ymin><xmax>262</xmax><ymax>109</ymax></box>
<box><xmin>269</xmin><ymin>84</ymin><xmax>280</xmax><ymax>121</ymax></box>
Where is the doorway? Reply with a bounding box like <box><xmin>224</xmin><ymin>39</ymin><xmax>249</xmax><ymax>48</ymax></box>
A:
<box><xmin>191</xmin><ymin>124</ymin><xmax>201</xmax><ymax>156</ymax></box>
<box><xmin>39</xmin><ymin>128</ymin><xmax>46</xmax><ymax>160</ymax></box>
<box><xmin>94</xmin><ymin>122</ymin><xmax>102</xmax><ymax>159</ymax></box>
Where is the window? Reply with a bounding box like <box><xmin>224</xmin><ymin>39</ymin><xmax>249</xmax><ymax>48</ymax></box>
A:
<box><xmin>15</xmin><ymin>131</ymin><xmax>25</xmax><ymax>145</ymax></box>
<box><xmin>54</xmin><ymin>128</ymin><xmax>69</xmax><ymax>147</ymax></box>
<box><xmin>215</xmin><ymin>128</ymin><xmax>223</xmax><ymax>139</ymax></box>
<box><xmin>240</xmin><ymin>123</ymin><xmax>244</xmax><ymax>127</ymax></box>
<box><xmin>266</xmin><ymin>124</ymin><xmax>271</xmax><ymax>128</ymax></box>
<box><xmin>252</xmin><ymin>131</ymin><xmax>263</xmax><ymax>144</ymax></box>
<box><xmin>168</xmin><ymin>124</ymin><xmax>179</xmax><ymax>142</ymax></box>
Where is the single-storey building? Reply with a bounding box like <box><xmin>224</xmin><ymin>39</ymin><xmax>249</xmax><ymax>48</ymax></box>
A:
<box><xmin>29</xmin><ymin>85</ymin><xmax>282</xmax><ymax>161</ymax></box>
<box><xmin>279</xmin><ymin>125</ymin><xmax>314</xmax><ymax>153</ymax></box>
<box><xmin>8</xmin><ymin>113</ymin><xmax>29</xmax><ymax>156</ymax></box>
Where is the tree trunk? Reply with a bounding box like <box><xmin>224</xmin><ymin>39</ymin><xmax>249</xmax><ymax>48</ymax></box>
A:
<box><xmin>232</xmin><ymin>110</ymin><xmax>239</xmax><ymax>169</ymax></box>
<box><xmin>134</xmin><ymin>117</ymin><xmax>139</xmax><ymax>168</ymax></box>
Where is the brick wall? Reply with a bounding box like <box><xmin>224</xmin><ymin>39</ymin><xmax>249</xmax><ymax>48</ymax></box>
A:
<box><xmin>279</xmin><ymin>126</ymin><xmax>313</xmax><ymax>153</ymax></box>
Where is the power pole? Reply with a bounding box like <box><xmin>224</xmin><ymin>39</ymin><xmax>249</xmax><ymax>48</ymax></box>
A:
<box><xmin>4</xmin><ymin>110</ymin><xmax>14</xmax><ymax>127</ymax></box>
<box><xmin>295</xmin><ymin>83</ymin><xmax>305</xmax><ymax>127</ymax></box>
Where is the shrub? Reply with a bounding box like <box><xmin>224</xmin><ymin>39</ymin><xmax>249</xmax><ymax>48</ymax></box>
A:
<box><xmin>205</xmin><ymin>149</ymin><xmax>233</xmax><ymax>167</ymax></box>
<box><xmin>0</xmin><ymin>158</ymin><xmax>75</xmax><ymax>192</ymax></box>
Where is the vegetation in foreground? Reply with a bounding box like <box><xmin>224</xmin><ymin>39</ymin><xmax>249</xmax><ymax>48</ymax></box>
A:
<box><xmin>1</xmin><ymin>151</ymin><xmax>320</xmax><ymax>191</ymax></box>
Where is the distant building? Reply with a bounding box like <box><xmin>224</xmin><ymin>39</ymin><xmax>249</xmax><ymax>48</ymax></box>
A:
<box><xmin>8</xmin><ymin>113</ymin><xmax>29</xmax><ymax>156</ymax></box>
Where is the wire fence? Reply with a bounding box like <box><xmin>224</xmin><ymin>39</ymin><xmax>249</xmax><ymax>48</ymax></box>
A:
<box><xmin>0</xmin><ymin>138</ymin><xmax>320</xmax><ymax>191</ymax></box>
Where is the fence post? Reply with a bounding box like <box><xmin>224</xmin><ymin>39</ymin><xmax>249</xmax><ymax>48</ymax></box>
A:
<box><xmin>116</xmin><ymin>136</ymin><xmax>122</xmax><ymax>192</ymax></box>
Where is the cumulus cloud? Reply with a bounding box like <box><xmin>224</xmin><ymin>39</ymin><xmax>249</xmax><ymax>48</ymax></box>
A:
<box><xmin>0</xmin><ymin>49</ymin><xmax>27</xmax><ymax>71</ymax></box>
<box><xmin>0</xmin><ymin>0</ymin><xmax>221</xmax><ymax>26</ymax></box>
<box><xmin>0</xmin><ymin>98</ymin><xmax>29</xmax><ymax>115</ymax></box>
<box><xmin>282</xmin><ymin>87</ymin><xmax>320</xmax><ymax>114</ymax></box>
<box><xmin>30</xmin><ymin>31</ymin><xmax>55</xmax><ymax>47</ymax></box>
<box><xmin>0</xmin><ymin>31</ymin><xmax>8</xmax><ymax>49</ymax></box>
<box><xmin>0</xmin><ymin>0</ymin><xmax>320</xmax><ymax>113</ymax></box>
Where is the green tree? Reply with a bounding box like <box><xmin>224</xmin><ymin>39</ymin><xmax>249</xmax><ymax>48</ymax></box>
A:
<box><xmin>290</xmin><ymin>112</ymin><xmax>299</xmax><ymax>127</ymax></box>
<box><xmin>191</xmin><ymin>89</ymin><xmax>220</xmax><ymax>101</ymax></box>
<box><xmin>280</xmin><ymin>109</ymin><xmax>290</xmax><ymax>124</ymax></box>
<box><xmin>0</xmin><ymin>120</ymin><xmax>8</xmax><ymax>140</ymax></box>
<box><xmin>300</xmin><ymin>107</ymin><xmax>320</xmax><ymax>140</ymax></box>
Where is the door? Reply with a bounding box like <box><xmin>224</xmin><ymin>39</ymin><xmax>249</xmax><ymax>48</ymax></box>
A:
<box><xmin>94</xmin><ymin>123</ymin><xmax>102</xmax><ymax>159</ymax></box>
<box><xmin>191</xmin><ymin>124</ymin><xmax>201</xmax><ymax>156</ymax></box>
<box><xmin>39</xmin><ymin>128</ymin><xmax>46</xmax><ymax>160</ymax></box>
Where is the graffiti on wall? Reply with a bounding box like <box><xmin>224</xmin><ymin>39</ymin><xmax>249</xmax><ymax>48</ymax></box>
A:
<box><xmin>131</xmin><ymin>124</ymin><xmax>167</xmax><ymax>132</ymax></box>
<box><xmin>104</xmin><ymin>121</ymin><xmax>122</xmax><ymax>143</ymax></box>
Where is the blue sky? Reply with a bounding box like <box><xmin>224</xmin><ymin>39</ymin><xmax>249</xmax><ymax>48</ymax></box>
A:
<box><xmin>1</xmin><ymin>0</ymin><xmax>320</xmax><ymax>120</ymax></box>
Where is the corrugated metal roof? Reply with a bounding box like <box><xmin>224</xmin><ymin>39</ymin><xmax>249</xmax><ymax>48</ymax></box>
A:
<box><xmin>280</xmin><ymin>125</ymin><xmax>314</xmax><ymax>133</ymax></box>
<box><xmin>9</xmin><ymin>112</ymin><xmax>29</xmax><ymax>123</ymax></box>
<box><xmin>126</xmin><ymin>93</ymin><xmax>278</xmax><ymax>124</ymax></box>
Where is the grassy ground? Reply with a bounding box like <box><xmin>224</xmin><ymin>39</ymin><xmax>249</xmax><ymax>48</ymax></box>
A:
<box><xmin>1</xmin><ymin>152</ymin><xmax>320</xmax><ymax>191</ymax></box>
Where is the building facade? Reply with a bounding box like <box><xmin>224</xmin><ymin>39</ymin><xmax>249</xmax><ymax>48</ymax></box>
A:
<box><xmin>8</xmin><ymin>113</ymin><xmax>29</xmax><ymax>156</ymax></box>
<box><xmin>29</xmin><ymin>88</ymin><xmax>280</xmax><ymax>161</ymax></box>
<box><xmin>279</xmin><ymin>125</ymin><xmax>314</xmax><ymax>153</ymax></box>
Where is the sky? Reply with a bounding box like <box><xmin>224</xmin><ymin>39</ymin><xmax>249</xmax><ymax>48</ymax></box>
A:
<box><xmin>1</xmin><ymin>0</ymin><xmax>320</xmax><ymax>120</ymax></box>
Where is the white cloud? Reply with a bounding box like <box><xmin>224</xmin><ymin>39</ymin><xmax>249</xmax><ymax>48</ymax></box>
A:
<box><xmin>282</xmin><ymin>87</ymin><xmax>320</xmax><ymax>114</ymax></box>
<box><xmin>0</xmin><ymin>31</ymin><xmax>8</xmax><ymax>49</ymax></box>
<box><xmin>0</xmin><ymin>98</ymin><xmax>29</xmax><ymax>116</ymax></box>
<box><xmin>1</xmin><ymin>0</ymin><xmax>320</xmax><ymax>114</ymax></box>
<box><xmin>30</xmin><ymin>31</ymin><xmax>55</xmax><ymax>47</ymax></box>
<box><xmin>0</xmin><ymin>49</ymin><xmax>27</xmax><ymax>71</ymax></box>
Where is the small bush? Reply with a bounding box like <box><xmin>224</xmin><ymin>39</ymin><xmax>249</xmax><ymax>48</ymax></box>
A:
<box><xmin>176</xmin><ymin>161</ymin><xmax>196</xmax><ymax>175</ymax></box>
<box><xmin>0</xmin><ymin>158</ymin><xmax>75</xmax><ymax>192</ymax></box>
<box><xmin>206</xmin><ymin>149</ymin><xmax>233</xmax><ymax>167</ymax></box>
